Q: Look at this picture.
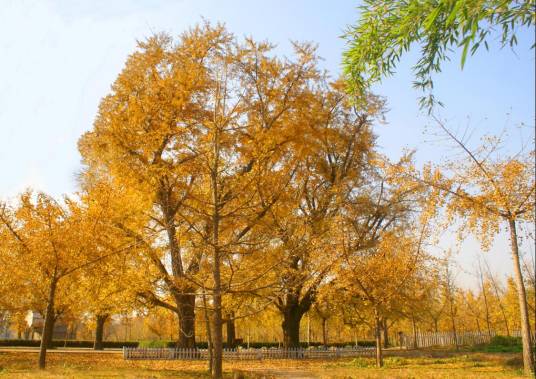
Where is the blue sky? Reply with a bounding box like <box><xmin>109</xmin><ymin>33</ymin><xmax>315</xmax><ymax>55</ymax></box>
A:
<box><xmin>0</xmin><ymin>0</ymin><xmax>534</xmax><ymax>288</ymax></box>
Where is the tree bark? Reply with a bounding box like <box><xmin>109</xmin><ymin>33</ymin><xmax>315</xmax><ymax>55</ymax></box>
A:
<box><xmin>374</xmin><ymin>315</ymin><xmax>383</xmax><ymax>368</ymax></box>
<box><xmin>211</xmin><ymin>251</ymin><xmax>223</xmax><ymax>378</ymax></box>
<box><xmin>202</xmin><ymin>286</ymin><xmax>213</xmax><ymax>376</ymax></box>
<box><xmin>411</xmin><ymin>316</ymin><xmax>418</xmax><ymax>349</ymax></box>
<box><xmin>93</xmin><ymin>314</ymin><xmax>108</xmax><ymax>350</ymax></box>
<box><xmin>210</xmin><ymin>134</ymin><xmax>223</xmax><ymax>379</ymax></box>
<box><xmin>382</xmin><ymin>318</ymin><xmax>389</xmax><ymax>348</ymax></box>
<box><xmin>225</xmin><ymin>312</ymin><xmax>236</xmax><ymax>348</ymax></box>
<box><xmin>159</xmin><ymin>190</ymin><xmax>198</xmax><ymax>350</ymax></box>
<box><xmin>176</xmin><ymin>293</ymin><xmax>196</xmax><ymax>348</ymax></box>
<box><xmin>44</xmin><ymin>315</ymin><xmax>56</xmax><ymax>350</ymax></box>
<box><xmin>321</xmin><ymin>318</ymin><xmax>328</xmax><ymax>346</ymax></box>
<box><xmin>508</xmin><ymin>219</ymin><xmax>534</xmax><ymax>375</ymax></box>
<box><xmin>282</xmin><ymin>306</ymin><xmax>305</xmax><ymax>348</ymax></box>
<box><xmin>478</xmin><ymin>263</ymin><xmax>492</xmax><ymax>338</ymax></box>
<box><xmin>39</xmin><ymin>277</ymin><xmax>57</xmax><ymax>369</ymax></box>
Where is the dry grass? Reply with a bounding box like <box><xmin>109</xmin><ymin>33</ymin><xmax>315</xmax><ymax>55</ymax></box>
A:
<box><xmin>0</xmin><ymin>349</ymin><xmax>526</xmax><ymax>378</ymax></box>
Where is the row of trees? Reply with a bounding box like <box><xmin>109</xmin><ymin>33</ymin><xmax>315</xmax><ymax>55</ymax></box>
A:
<box><xmin>3</xmin><ymin>254</ymin><xmax>532</xmax><ymax>345</ymax></box>
<box><xmin>1</xmin><ymin>24</ymin><xmax>534</xmax><ymax>378</ymax></box>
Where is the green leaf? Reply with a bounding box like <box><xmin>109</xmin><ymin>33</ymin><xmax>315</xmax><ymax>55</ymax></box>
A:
<box><xmin>424</xmin><ymin>7</ymin><xmax>441</xmax><ymax>30</ymax></box>
<box><xmin>446</xmin><ymin>1</ymin><xmax>462</xmax><ymax>27</ymax></box>
<box><xmin>461</xmin><ymin>40</ymin><xmax>470</xmax><ymax>69</ymax></box>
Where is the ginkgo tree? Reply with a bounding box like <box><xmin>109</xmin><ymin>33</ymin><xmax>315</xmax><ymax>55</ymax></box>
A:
<box><xmin>251</xmin><ymin>88</ymin><xmax>383</xmax><ymax>348</ymax></box>
<box><xmin>337</xmin><ymin>224</ymin><xmax>432</xmax><ymax>367</ymax></box>
<box><xmin>417</xmin><ymin>119</ymin><xmax>535</xmax><ymax>374</ymax></box>
<box><xmin>0</xmin><ymin>189</ymin><xmax>138</xmax><ymax>369</ymax></box>
<box><xmin>79</xmin><ymin>22</ymin><xmax>337</xmax><ymax>378</ymax></box>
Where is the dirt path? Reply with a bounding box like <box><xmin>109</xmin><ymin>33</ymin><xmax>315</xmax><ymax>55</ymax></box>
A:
<box><xmin>0</xmin><ymin>347</ymin><xmax>121</xmax><ymax>354</ymax></box>
<box><xmin>234</xmin><ymin>368</ymin><xmax>318</xmax><ymax>378</ymax></box>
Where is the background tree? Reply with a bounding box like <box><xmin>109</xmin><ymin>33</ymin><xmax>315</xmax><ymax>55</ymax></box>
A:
<box><xmin>252</xmin><ymin>88</ymin><xmax>383</xmax><ymax>348</ymax></box>
<box><xmin>416</xmin><ymin>120</ymin><xmax>535</xmax><ymax>373</ymax></box>
<box><xmin>337</xmin><ymin>227</ymin><xmax>432</xmax><ymax>367</ymax></box>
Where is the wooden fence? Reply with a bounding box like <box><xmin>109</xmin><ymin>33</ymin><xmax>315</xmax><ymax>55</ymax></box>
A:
<box><xmin>123</xmin><ymin>347</ymin><xmax>375</xmax><ymax>360</ymax></box>
<box><xmin>402</xmin><ymin>331</ymin><xmax>496</xmax><ymax>348</ymax></box>
<box><xmin>401</xmin><ymin>330</ymin><xmax>536</xmax><ymax>349</ymax></box>
<box><xmin>401</xmin><ymin>330</ymin><xmax>496</xmax><ymax>349</ymax></box>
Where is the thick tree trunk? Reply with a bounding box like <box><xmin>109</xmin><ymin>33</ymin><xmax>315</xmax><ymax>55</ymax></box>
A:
<box><xmin>160</xmin><ymin>193</ymin><xmax>198</xmax><ymax>350</ymax></box>
<box><xmin>508</xmin><ymin>219</ymin><xmax>534</xmax><ymax>375</ymax></box>
<box><xmin>225</xmin><ymin>312</ymin><xmax>236</xmax><ymax>348</ymax></box>
<box><xmin>44</xmin><ymin>316</ymin><xmax>56</xmax><ymax>350</ymax></box>
<box><xmin>374</xmin><ymin>315</ymin><xmax>383</xmax><ymax>368</ymax></box>
<box><xmin>282</xmin><ymin>308</ymin><xmax>304</xmax><ymax>348</ymax></box>
<box><xmin>93</xmin><ymin>314</ymin><xmax>108</xmax><ymax>350</ymax></box>
<box><xmin>39</xmin><ymin>278</ymin><xmax>57</xmax><ymax>369</ymax></box>
<box><xmin>176</xmin><ymin>293</ymin><xmax>196</xmax><ymax>348</ymax></box>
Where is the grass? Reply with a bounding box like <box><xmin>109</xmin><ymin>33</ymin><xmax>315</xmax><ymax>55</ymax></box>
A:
<box><xmin>321</xmin><ymin>351</ymin><xmax>526</xmax><ymax>378</ymax></box>
<box><xmin>470</xmin><ymin>336</ymin><xmax>523</xmax><ymax>353</ymax></box>
<box><xmin>0</xmin><ymin>349</ymin><xmax>527</xmax><ymax>378</ymax></box>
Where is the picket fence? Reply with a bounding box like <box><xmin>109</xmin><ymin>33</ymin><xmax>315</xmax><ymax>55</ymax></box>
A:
<box><xmin>401</xmin><ymin>330</ymin><xmax>498</xmax><ymax>349</ymax></box>
<box><xmin>123</xmin><ymin>346</ymin><xmax>375</xmax><ymax>360</ymax></box>
<box><xmin>402</xmin><ymin>330</ymin><xmax>536</xmax><ymax>349</ymax></box>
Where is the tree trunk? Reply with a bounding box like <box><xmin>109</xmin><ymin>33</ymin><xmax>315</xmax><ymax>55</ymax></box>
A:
<box><xmin>211</xmin><ymin>251</ymin><xmax>223</xmax><ymax>378</ymax></box>
<box><xmin>479</xmin><ymin>264</ymin><xmax>492</xmax><ymax>338</ymax></box>
<box><xmin>93</xmin><ymin>314</ymin><xmax>108</xmax><ymax>350</ymax></box>
<box><xmin>307</xmin><ymin>313</ymin><xmax>311</xmax><ymax>346</ymax></box>
<box><xmin>282</xmin><ymin>308</ymin><xmax>304</xmax><ymax>348</ymax></box>
<box><xmin>486</xmin><ymin>263</ymin><xmax>511</xmax><ymax>336</ymax></box>
<box><xmin>449</xmin><ymin>306</ymin><xmax>458</xmax><ymax>351</ymax></box>
<box><xmin>411</xmin><ymin>316</ymin><xmax>418</xmax><ymax>349</ymax></box>
<box><xmin>160</xmin><ymin>193</ymin><xmax>198</xmax><ymax>350</ymax></box>
<box><xmin>225</xmin><ymin>312</ymin><xmax>236</xmax><ymax>348</ymax></box>
<box><xmin>202</xmin><ymin>286</ymin><xmax>213</xmax><ymax>376</ymax></box>
<box><xmin>210</xmin><ymin>150</ymin><xmax>223</xmax><ymax>379</ymax></box>
<box><xmin>176</xmin><ymin>293</ymin><xmax>196</xmax><ymax>348</ymax></box>
<box><xmin>321</xmin><ymin>318</ymin><xmax>327</xmax><ymax>346</ymax></box>
<box><xmin>374</xmin><ymin>315</ymin><xmax>383</xmax><ymax>368</ymax></box>
<box><xmin>508</xmin><ymin>219</ymin><xmax>534</xmax><ymax>375</ymax></box>
<box><xmin>39</xmin><ymin>278</ymin><xmax>57</xmax><ymax>369</ymax></box>
<box><xmin>382</xmin><ymin>319</ymin><xmax>389</xmax><ymax>348</ymax></box>
<box><xmin>44</xmin><ymin>316</ymin><xmax>56</xmax><ymax>350</ymax></box>
<box><xmin>475</xmin><ymin>315</ymin><xmax>482</xmax><ymax>333</ymax></box>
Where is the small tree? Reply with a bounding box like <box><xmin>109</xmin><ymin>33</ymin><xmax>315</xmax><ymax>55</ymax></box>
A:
<box><xmin>338</xmin><ymin>227</ymin><xmax>431</xmax><ymax>367</ymax></box>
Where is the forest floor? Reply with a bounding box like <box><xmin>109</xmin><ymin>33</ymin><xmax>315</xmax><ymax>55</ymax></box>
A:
<box><xmin>0</xmin><ymin>349</ymin><xmax>527</xmax><ymax>378</ymax></box>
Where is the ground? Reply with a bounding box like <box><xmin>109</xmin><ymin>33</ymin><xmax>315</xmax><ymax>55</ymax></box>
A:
<box><xmin>0</xmin><ymin>349</ymin><xmax>527</xmax><ymax>378</ymax></box>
